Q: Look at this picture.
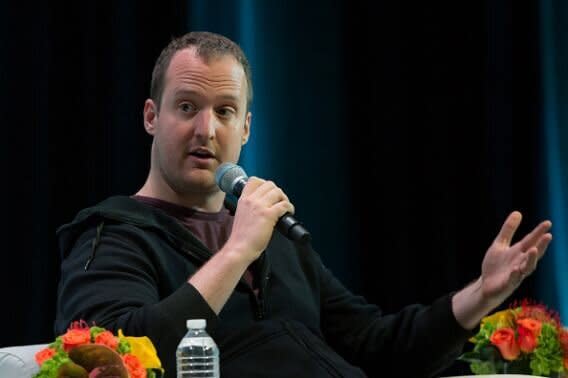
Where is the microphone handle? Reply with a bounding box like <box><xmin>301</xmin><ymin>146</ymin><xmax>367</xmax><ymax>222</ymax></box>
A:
<box><xmin>276</xmin><ymin>213</ymin><xmax>312</xmax><ymax>243</ymax></box>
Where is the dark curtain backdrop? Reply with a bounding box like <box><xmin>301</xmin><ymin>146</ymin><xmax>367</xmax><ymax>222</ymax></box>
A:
<box><xmin>2</xmin><ymin>1</ymin><xmax>563</xmax><ymax>376</ymax></box>
<box><xmin>537</xmin><ymin>0</ymin><xmax>568</xmax><ymax>324</ymax></box>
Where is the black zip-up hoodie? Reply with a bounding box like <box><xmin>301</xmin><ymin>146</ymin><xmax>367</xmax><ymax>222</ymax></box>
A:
<box><xmin>55</xmin><ymin>196</ymin><xmax>470</xmax><ymax>377</ymax></box>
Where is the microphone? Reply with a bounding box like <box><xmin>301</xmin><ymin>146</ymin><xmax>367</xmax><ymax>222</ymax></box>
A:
<box><xmin>215</xmin><ymin>162</ymin><xmax>311</xmax><ymax>243</ymax></box>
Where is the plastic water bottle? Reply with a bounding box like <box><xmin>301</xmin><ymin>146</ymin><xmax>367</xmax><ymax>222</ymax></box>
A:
<box><xmin>176</xmin><ymin>319</ymin><xmax>220</xmax><ymax>378</ymax></box>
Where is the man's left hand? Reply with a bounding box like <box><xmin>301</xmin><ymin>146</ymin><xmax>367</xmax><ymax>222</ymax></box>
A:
<box><xmin>452</xmin><ymin>211</ymin><xmax>552</xmax><ymax>330</ymax></box>
<box><xmin>480</xmin><ymin>211</ymin><xmax>552</xmax><ymax>303</ymax></box>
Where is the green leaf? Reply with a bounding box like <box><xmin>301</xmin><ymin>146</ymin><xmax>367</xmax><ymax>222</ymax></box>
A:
<box><xmin>457</xmin><ymin>351</ymin><xmax>483</xmax><ymax>363</ymax></box>
<box><xmin>117</xmin><ymin>337</ymin><xmax>131</xmax><ymax>354</ymax></box>
<box><xmin>90</xmin><ymin>326</ymin><xmax>107</xmax><ymax>340</ymax></box>
<box><xmin>503</xmin><ymin>358</ymin><xmax>531</xmax><ymax>374</ymax></box>
<box><xmin>470</xmin><ymin>360</ymin><xmax>497</xmax><ymax>374</ymax></box>
<box><xmin>34</xmin><ymin>352</ymin><xmax>70</xmax><ymax>378</ymax></box>
<box><xmin>459</xmin><ymin>344</ymin><xmax>509</xmax><ymax>375</ymax></box>
<box><xmin>49</xmin><ymin>336</ymin><xmax>64</xmax><ymax>353</ymax></box>
<box><xmin>529</xmin><ymin>323</ymin><xmax>563</xmax><ymax>376</ymax></box>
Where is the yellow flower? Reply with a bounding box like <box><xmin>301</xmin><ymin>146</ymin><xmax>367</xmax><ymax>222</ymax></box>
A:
<box><xmin>482</xmin><ymin>309</ymin><xmax>515</xmax><ymax>329</ymax></box>
<box><xmin>118</xmin><ymin>329</ymin><xmax>162</xmax><ymax>370</ymax></box>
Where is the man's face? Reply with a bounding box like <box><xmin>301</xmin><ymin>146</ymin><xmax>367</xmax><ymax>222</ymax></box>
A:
<box><xmin>145</xmin><ymin>48</ymin><xmax>251</xmax><ymax>196</ymax></box>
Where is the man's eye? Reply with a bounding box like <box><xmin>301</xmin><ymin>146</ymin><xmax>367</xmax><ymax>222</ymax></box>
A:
<box><xmin>217</xmin><ymin>107</ymin><xmax>236</xmax><ymax>118</ymax></box>
<box><xmin>179</xmin><ymin>103</ymin><xmax>195</xmax><ymax>113</ymax></box>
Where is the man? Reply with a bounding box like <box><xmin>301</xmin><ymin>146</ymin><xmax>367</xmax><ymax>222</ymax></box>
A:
<box><xmin>55</xmin><ymin>31</ymin><xmax>552</xmax><ymax>377</ymax></box>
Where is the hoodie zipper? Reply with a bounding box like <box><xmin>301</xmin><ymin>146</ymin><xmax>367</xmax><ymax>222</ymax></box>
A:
<box><xmin>84</xmin><ymin>221</ymin><xmax>105</xmax><ymax>271</ymax></box>
<box><xmin>254</xmin><ymin>253</ymin><xmax>271</xmax><ymax>320</ymax></box>
<box><xmin>251</xmin><ymin>272</ymin><xmax>269</xmax><ymax>320</ymax></box>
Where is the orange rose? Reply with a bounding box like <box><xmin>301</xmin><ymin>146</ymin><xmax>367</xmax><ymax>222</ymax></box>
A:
<box><xmin>490</xmin><ymin>327</ymin><xmax>520</xmax><ymax>361</ymax></box>
<box><xmin>34</xmin><ymin>347</ymin><xmax>56</xmax><ymax>365</ymax></box>
<box><xmin>517</xmin><ymin>324</ymin><xmax>538</xmax><ymax>353</ymax></box>
<box><xmin>95</xmin><ymin>330</ymin><xmax>118</xmax><ymax>350</ymax></box>
<box><xmin>122</xmin><ymin>353</ymin><xmax>147</xmax><ymax>378</ymax></box>
<box><xmin>61</xmin><ymin>328</ymin><xmax>91</xmax><ymax>352</ymax></box>
<box><xmin>517</xmin><ymin>318</ymin><xmax>543</xmax><ymax>336</ymax></box>
<box><xmin>516</xmin><ymin>318</ymin><xmax>542</xmax><ymax>353</ymax></box>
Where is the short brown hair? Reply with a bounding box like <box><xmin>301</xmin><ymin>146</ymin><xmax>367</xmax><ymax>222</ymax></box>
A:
<box><xmin>150</xmin><ymin>31</ymin><xmax>253</xmax><ymax>110</ymax></box>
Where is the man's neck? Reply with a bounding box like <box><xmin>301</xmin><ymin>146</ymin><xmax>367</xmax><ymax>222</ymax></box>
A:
<box><xmin>136</xmin><ymin>179</ymin><xmax>225</xmax><ymax>213</ymax></box>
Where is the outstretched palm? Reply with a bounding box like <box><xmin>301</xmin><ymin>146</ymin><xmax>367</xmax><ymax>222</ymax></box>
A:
<box><xmin>481</xmin><ymin>211</ymin><xmax>552</xmax><ymax>302</ymax></box>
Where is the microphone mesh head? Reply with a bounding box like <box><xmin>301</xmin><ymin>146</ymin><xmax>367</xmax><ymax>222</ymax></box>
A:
<box><xmin>215</xmin><ymin>162</ymin><xmax>248</xmax><ymax>193</ymax></box>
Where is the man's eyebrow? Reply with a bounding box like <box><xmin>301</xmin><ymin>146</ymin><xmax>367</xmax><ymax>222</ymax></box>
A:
<box><xmin>217</xmin><ymin>94</ymin><xmax>240</xmax><ymax>103</ymax></box>
<box><xmin>173</xmin><ymin>89</ymin><xmax>240</xmax><ymax>103</ymax></box>
<box><xmin>172</xmin><ymin>89</ymin><xmax>200</xmax><ymax>98</ymax></box>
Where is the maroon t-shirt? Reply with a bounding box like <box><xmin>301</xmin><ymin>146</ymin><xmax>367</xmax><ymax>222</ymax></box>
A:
<box><xmin>132</xmin><ymin>195</ymin><xmax>257</xmax><ymax>293</ymax></box>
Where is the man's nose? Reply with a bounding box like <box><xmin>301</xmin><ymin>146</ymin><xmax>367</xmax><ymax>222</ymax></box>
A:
<box><xmin>193</xmin><ymin>108</ymin><xmax>216</xmax><ymax>139</ymax></box>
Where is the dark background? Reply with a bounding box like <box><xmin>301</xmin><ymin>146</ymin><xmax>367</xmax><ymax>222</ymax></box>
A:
<box><xmin>1</xmin><ymin>0</ymin><xmax>551</xmax><ymax>376</ymax></box>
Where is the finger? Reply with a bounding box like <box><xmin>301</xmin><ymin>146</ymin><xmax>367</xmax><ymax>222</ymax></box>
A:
<box><xmin>535</xmin><ymin>233</ymin><xmax>552</xmax><ymax>259</ymax></box>
<box><xmin>510</xmin><ymin>249</ymin><xmax>531</xmax><ymax>284</ymax></box>
<box><xmin>247</xmin><ymin>179</ymin><xmax>277</xmax><ymax>200</ymax></box>
<box><xmin>240</xmin><ymin>177</ymin><xmax>265</xmax><ymax>197</ymax></box>
<box><xmin>517</xmin><ymin>220</ymin><xmax>552</xmax><ymax>251</ymax></box>
<box><xmin>510</xmin><ymin>264</ymin><xmax>524</xmax><ymax>286</ymax></box>
<box><xmin>261</xmin><ymin>186</ymin><xmax>291</xmax><ymax>209</ymax></box>
<box><xmin>250</xmin><ymin>182</ymin><xmax>291</xmax><ymax>209</ymax></box>
<box><xmin>495</xmin><ymin>211</ymin><xmax>522</xmax><ymax>246</ymax></box>
<box><xmin>520</xmin><ymin>247</ymin><xmax>539</xmax><ymax>277</ymax></box>
<box><xmin>241</xmin><ymin>179</ymin><xmax>293</xmax><ymax>216</ymax></box>
<box><xmin>271</xmin><ymin>200</ymin><xmax>295</xmax><ymax>219</ymax></box>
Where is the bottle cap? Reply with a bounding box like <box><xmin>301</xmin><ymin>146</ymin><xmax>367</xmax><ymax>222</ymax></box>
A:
<box><xmin>186</xmin><ymin>319</ymin><xmax>206</xmax><ymax>329</ymax></box>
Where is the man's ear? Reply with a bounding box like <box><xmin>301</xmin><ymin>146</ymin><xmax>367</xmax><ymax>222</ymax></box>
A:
<box><xmin>242</xmin><ymin>112</ymin><xmax>252</xmax><ymax>145</ymax></box>
<box><xmin>143</xmin><ymin>99</ymin><xmax>158</xmax><ymax>135</ymax></box>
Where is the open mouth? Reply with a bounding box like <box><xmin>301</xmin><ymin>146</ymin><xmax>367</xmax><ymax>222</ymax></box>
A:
<box><xmin>189</xmin><ymin>148</ymin><xmax>215</xmax><ymax>159</ymax></box>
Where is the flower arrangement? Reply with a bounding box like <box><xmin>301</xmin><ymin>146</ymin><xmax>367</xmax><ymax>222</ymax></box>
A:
<box><xmin>34</xmin><ymin>320</ymin><xmax>164</xmax><ymax>378</ymax></box>
<box><xmin>459</xmin><ymin>299</ymin><xmax>568</xmax><ymax>377</ymax></box>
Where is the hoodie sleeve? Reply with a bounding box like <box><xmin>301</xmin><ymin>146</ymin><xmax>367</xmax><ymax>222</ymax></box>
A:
<box><xmin>318</xmin><ymin>262</ymin><xmax>472</xmax><ymax>378</ymax></box>
<box><xmin>54</xmin><ymin>222</ymin><xmax>218</xmax><ymax>374</ymax></box>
